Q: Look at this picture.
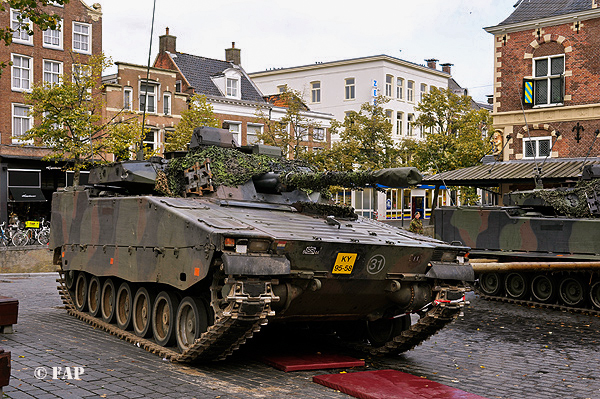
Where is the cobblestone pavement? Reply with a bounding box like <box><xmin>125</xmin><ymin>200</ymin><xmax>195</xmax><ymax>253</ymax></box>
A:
<box><xmin>1</xmin><ymin>273</ymin><xmax>599</xmax><ymax>399</ymax></box>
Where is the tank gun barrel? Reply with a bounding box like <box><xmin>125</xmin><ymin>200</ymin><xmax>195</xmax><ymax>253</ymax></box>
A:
<box><xmin>281</xmin><ymin>167</ymin><xmax>422</xmax><ymax>192</ymax></box>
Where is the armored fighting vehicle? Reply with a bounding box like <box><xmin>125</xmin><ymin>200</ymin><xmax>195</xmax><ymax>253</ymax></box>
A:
<box><xmin>435</xmin><ymin>164</ymin><xmax>600</xmax><ymax>311</ymax></box>
<box><xmin>51</xmin><ymin>127</ymin><xmax>473</xmax><ymax>362</ymax></box>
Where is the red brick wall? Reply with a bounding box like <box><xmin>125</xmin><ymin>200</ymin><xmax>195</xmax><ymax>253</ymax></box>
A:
<box><xmin>0</xmin><ymin>0</ymin><xmax>102</xmax><ymax>154</ymax></box>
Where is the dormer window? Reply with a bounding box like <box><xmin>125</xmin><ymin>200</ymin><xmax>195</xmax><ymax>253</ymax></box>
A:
<box><xmin>226</xmin><ymin>78</ymin><xmax>238</xmax><ymax>97</ymax></box>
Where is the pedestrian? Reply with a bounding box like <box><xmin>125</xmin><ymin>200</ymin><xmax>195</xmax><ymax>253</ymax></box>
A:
<box><xmin>408</xmin><ymin>211</ymin><xmax>423</xmax><ymax>235</ymax></box>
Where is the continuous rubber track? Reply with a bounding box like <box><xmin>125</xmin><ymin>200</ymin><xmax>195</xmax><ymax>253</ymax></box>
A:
<box><xmin>477</xmin><ymin>292</ymin><xmax>600</xmax><ymax>317</ymax></box>
<box><xmin>57</xmin><ymin>270</ymin><xmax>271</xmax><ymax>363</ymax></box>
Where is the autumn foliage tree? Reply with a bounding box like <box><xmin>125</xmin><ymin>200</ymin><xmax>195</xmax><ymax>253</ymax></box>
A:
<box><xmin>164</xmin><ymin>94</ymin><xmax>220</xmax><ymax>152</ymax></box>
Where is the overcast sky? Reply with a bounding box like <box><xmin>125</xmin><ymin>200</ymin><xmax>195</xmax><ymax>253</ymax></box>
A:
<box><xmin>98</xmin><ymin>0</ymin><xmax>517</xmax><ymax>103</ymax></box>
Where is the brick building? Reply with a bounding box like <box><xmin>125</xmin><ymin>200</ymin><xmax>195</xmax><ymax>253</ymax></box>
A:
<box><xmin>102</xmin><ymin>62</ymin><xmax>188</xmax><ymax>154</ymax></box>
<box><xmin>426</xmin><ymin>0</ymin><xmax>600</xmax><ymax>202</ymax></box>
<box><xmin>0</xmin><ymin>1</ymin><xmax>102</xmax><ymax>223</ymax></box>
<box><xmin>152</xmin><ymin>28</ymin><xmax>333</xmax><ymax>151</ymax></box>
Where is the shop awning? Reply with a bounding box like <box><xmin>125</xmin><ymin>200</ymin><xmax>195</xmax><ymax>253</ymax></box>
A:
<box><xmin>423</xmin><ymin>158</ymin><xmax>600</xmax><ymax>187</ymax></box>
<box><xmin>8</xmin><ymin>187</ymin><xmax>47</xmax><ymax>202</ymax></box>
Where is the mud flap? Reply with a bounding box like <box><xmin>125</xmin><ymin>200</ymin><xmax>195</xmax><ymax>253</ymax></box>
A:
<box><xmin>425</xmin><ymin>263</ymin><xmax>474</xmax><ymax>282</ymax></box>
<box><xmin>222</xmin><ymin>254</ymin><xmax>291</xmax><ymax>275</ymax></box>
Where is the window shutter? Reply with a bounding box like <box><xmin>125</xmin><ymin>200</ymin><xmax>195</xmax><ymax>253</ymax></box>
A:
<box><xmin>523</xmin><ymin>78</ymin><xmax>534</xmax><ymax>105</ymax></box>
<box><xmin>560</xmin><ymin>74</ymin><xmax>565</xmax><ymax>103</ymax></box>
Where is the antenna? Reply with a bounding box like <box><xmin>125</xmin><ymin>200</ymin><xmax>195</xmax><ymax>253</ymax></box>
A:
<box><xmin>138</xmin><ymin>0</ymin><xmax>157</xmax><ymax>161</ymax></box>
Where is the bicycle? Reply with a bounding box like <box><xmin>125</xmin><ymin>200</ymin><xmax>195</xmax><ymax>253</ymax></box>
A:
<box><xmin>0</xmin><ymin>222</ymin><xmax>10</xmax><ymax>247</ymax></box>
<box><xmin>23</xmin><ymin>219</ymin><xmax>50</xmax><ymax>246</ymax></box>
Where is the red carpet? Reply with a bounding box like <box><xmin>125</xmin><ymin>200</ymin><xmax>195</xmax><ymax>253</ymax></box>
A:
<box><xmin>262</xmin><ymin>353</ymin><xmax>364</xmax><ymax>372</ymax></box>
<box><xmin>313</xmin><ymin>369</ymin><xmax>487</xmax><ymax>399</ymax></box>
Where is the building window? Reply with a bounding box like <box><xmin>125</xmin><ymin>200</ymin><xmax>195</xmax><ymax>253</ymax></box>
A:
<box><xmin>533</xmin><ymin>55</ymin><xmax>564</xmax><ymax>105</ymax></box>
<box><xmin>247</xmin><ymin>124</ymin><xmax>263</xmax><ymax>145</ymax></box>
<box><xmin>313</xmin><ymin>127</ymin><xmax>325</xmax><ymax>141</ymax></box>
<box><xmin>12</xmin><ymin>104</ymin><xmax>32</xmax><ymax>143</ymax></box>
<box><xmin>523</xmin><ymin>136</ymin><xmax>552</xmax><ymax>159</ymax></box>
<box><xmin>354</xmin><ymin>188</ymin><xmax>374</xmax><ymax>219</ymax></box>
<box><xmin>277</xmin><ymin>85</ymin><xmax>287</xmax><ymax>93</ymax></box>
<box><xmin>43</xmin><ymin>60</ymin><xmax>62</xmax><ymax>85</ymax></box>
<box><xmin>175</xmin><ymin>80</ymin><xmax>181</xmax><ymax>93</ymax></box>
<box><xmin>296</xmin><ymin>125</ymin><xmax>309</xmax><ymax>141</ymax></box>
<box><xmin>420</xmin><ymin>83</ymin><xmax>427</xmax><ymax>101</ymax></box>
<box><xmin>11</xmin><ymin>9</ymin><xmax>32</xmax><ymax>44</ymax></box>
<box><xmin>72</xmin><ymin>63</ymin><xmax>91</xmax><ymax>82</ymax></box>
<box><xmin>226</xmin><ymin>78</ymin><xmax>238</xmax><ymax>97</ymax></box>
<box><xmin>407</xmin><ymin>81</ymin><xmax>414</xmax><ymax>102</ymax></box>
<box><xmin>345</xmin><ymin>78</ymin><xmax>355</xmax><ymax>100</ymax></box>
<box><xmin>227</xmin><ymin>122</ymin><xmax>241</xmax><ymax>144</ymax></box>
<box><xmin>385</xmin><ymin>109</ymin><xmax>392</xmax><ymax>125</ymax></box>
<box><xmin>123</xmin><ymin>87</ymin><xmax>132</xmax><ymax>110</ymax></box>
<box><xmin>407</xmin><ymin>113</ymin><xmax>414</xmax><ymax>136</ymax></box>
<box><xmin>396</xmin><ymin>78</ymin><xmax>404</xmax><ymax>100</ymax></box>
<box><xmin>73</xmin><ymin>22</ymin><xmax>91</xmax><ymax>54</ymax></box>
<box><xmin>43</xmin><ymin>20</ymin><xmax>62</xmax><ymax>49</ymax></box>
<box><xmin>396</xmin><ymin>111</ymin><xmax>403</xmax><ymax>136</ymax></box>
<box><xmin>163</xmin><ymin>92</ymin><xmax>171</xmax><ymax>115</ymax></box>
<box><xmin>143</xmin><ymin>129</ymin><xmax>159</xmax><ymax>152</ymax></box>
<box><xmin>385</xmin><ymin>75</ymin><xmax>393</xmax><ymax>97</ymax></box>
<box><xmin>12</xmin><ymin>54</ymin><xmax>31</xmax><ymax>91</ymax></box>
<box><xmin>311</xmin><ymin>81</ymin><xmax>321</xmax><ymax>103</ymax></box>
<box><xmin>139</xmin><ymin>81</ymin><xmax>157</xmax><ymax>113</ymax></box>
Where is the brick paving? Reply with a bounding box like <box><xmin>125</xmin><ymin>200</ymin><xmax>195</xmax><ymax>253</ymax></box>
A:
<box><xmin>1</xmin><ymin>273</ymin><xmax>600</xmax><ymax>399</ymax></box>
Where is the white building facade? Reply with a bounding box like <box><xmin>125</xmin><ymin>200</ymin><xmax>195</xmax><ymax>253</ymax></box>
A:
<box><xmin>249</xmin><ymin>56</ymin><xmax>454</xmax><ymax>227</ymax></box>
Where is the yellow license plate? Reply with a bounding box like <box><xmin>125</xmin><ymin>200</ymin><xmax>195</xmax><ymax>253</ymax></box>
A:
<box><xmin>332</xmin><ymin>253</ymin><xmax>358</xmax><ymax>274</ymax></box>
<box><xmin>25</xmin><ymin>221</ymin><xmax>40</xmax><ymax>228</ymax></box>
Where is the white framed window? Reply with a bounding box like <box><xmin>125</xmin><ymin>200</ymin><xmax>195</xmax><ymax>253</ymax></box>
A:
<box><xmin>385</xmin><ymin>75</ymin><xmax>393</xmax><ymax>97</ymax></box>
<box><xmin>175</xmin><ymin>80</ymin><xmax>182</xmax><ymax>93</ymax></box>
<box><xmin>43</xmin><ymin>19</ymin><xmax>63</xmax><ymax>49</ymax></box>
<box><xmin>385</xmin><ymin>109</ymin><xmax>392</xmax><ymax>125</ymax></box>
<box><xmin>227</xmin><ymin>121</ymin><xmax>241</xmax><ymax>144</ymax></box>
<box><xmin>163</xmin><ymin>92</ymin><xmax>171</xmax><ymax>115</ymax></box>
<box><xmin>407</xmin><ymin>113</ymin><xmax>415</xmax><ymax>136</ymax></box>
<box><xmin>226</xmin><ymin>78</ymin><xmax>238</xmax><ymax>97</ymax></box>
<box><xmin>354</xmin><ymin>188</ymin><xmax>374</xmax><ymax>219</ymax></box>
<box><xmin>345</xmin><ymin>78</ymin><xmax>355</xmax><ymax>100</ymax></box>
<box><xmin>10</xmin><ymin>9</ymin><xmax>32</xmax><ymax>45</ymax></box>
<box><xmin>532</xmin><ymin>55</ymin><xmax>564</xmax><ymax>106</ymax></box>
<box><xmin>396</xmin><ymin>111</ymin><xmax>403</xmax><ymax>136</ymax></box>
<box><xmin>123</xmin><ymin>87</ymin><xmax>132</xmax><ymax>110</ymax></box>
<box><xmin>523</xmin><ymin>136</ymin><xmax>552</xmax><ymax>159</ymax></box>
<box><xmin>313</xmin><ymin>127</ymin><xmax>325</xmax><ymax>141</ymax></box>
<box><xmin>12</xmin><ymin>54</ymin><xmax>32</xmax><ymax>92</ymax></box>
<box><xmin>407</xmin><ymin>81</ymin><xmax>414</xmax><ymax>102</ymax></box>
<box><xmin>143</xmin><ymin>129</ymin><xmax>159</xmax><ymax>152</ymax></box>
<box><xmin>72</xmin><ymin>22</ymin><xmax>91</xmax><ymax>54</ymax></box>
<box><xmin>43</xmin><ymin>60</ymin><xmax>62</xmax><ymax>85</ymax></box>
<box><xmin>311</xmin><ymin>81</ymin><xmax>321</xmax><ymax>103</ymax></box>
<box><xmin>139</xmin><ymin>81</ymin><xmax>158</xmax><ymax>113</ymax></box>
<box><xmin>297</xmin><ymin>125</ymin><xmax>309</xmax><ymax>141</ymax></box>
<box><xmin>396</xmin><ymin>78</ymin><xmax>404</xmax><ymax>99</ymax></box>
<box><xmin>420</xmin><ymin>83</ymin><xmax>427</xmax><ymax>101</ymax></box>
<box><xmin>277</xmin><ymin>85</ymin><xmax>286</xmax><ymax>93</ymax></box>
<box><xmin>247</xmin><ymin>123</ymin><xmax>263</xmax><ymax>145</ymax></box>
<box><xmin>12</xmin><ymin>104</ymin><xmax>32</xmax><ymax>143</ymax></box>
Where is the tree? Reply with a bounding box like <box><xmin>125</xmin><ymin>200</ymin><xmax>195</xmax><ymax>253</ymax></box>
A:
<box><xmin>164</xmin><ymin>94</ymin><xmax>220</xmax><ymax>152</ymax></box>
<box><xmin>1</xmin><ymin>0</ymin><xmax>67</xmax><ymax>74</ymax></box>
<box><xmin>23</xmin><ymin>53</ymin><xmax>139</xmax><ymax>185</ymax></box>
<box><xmin>104</xmin><ymin>119</ymin><xmax>153</xmax><ymax>161</ymax></box>
<box><xmin>399</xmin><ymin>87</ymin><xmax>492</xmax><ymax>210</ymax></box>
<box><xmin>255</xmin><ymin>87</ymin><xmax>322</xmax><ymax>160</ymax></box>
<box><xmin>308</xmin><ymin>96</ymin><xmax>401</xmax><ymax>171</ymax></box>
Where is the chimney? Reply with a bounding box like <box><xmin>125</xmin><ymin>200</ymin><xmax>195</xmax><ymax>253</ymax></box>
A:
<box><xmin>225</xmin><ymin>42</ymin><xmax>241</xmax><ymax>65</ymax></box>
<box><xmin>425</xmin><ymin>58</ymin><xmax>438</xmax><ymax>70</ymax></box>
<box><xmin>159</xmin><ymin>27</ymin><xmax>176</xmax><ymax>53</ymax></box>
<box><xmin>441</xmin><ymin>63</ymin><xmax>453</xmax><ymax>75</ymax></box>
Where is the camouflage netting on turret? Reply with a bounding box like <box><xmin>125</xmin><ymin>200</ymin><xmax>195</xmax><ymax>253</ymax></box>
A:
<box><xmin>537</xmin><ymin>179</ymin><xmax>600</xmax><ymax>218</ymax></box>
<box><xmin>164</xmin><ymin>146</ymin><xmax>316</xmax><ymax>196</ymax></box>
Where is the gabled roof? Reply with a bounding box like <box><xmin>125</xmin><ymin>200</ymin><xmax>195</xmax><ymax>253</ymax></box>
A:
<box><xmin>170</xmin><ymin>52</ymin><xmax>265</xmax><ymax>103</ymax></box>
<box><xmin>424</xmin><ymin>157</ymin><xmax>600</xmax><ymax>187</ymax></box>
<box><xmin>496</xmin><ymin>0</ymin><xmax>592</xmax><ymax>27</ymax></box>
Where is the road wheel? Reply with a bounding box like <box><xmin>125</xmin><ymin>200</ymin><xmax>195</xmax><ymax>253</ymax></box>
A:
<box><xmin>87</xmin><ymin>276</ymin><xmax>102</xmax><ymax>317</ymax></box>
<box><xmin>133</xmin><ymin>287</ymin><xmax>156</xmax><ymax>338</ymax></box>
<box><xmin>101</xmin><ymin>278</ymin><xmax>116</xmax><ymax>323</ymax></box>
<box><xmin>479</xmin><ymin>272</ymin><xmax>502</xmax><ymax>296</ymax></box>
<box><xmin>365</xmin><ymin>314</ymin><xmax>411</xmax><ymax>347</ymax></box>
<box><xmin>559</xmin><ymin>276</ymin><xmax>585</xmax><ymax>307</ymax></box>
<box><xmin>65</xmin><ymin>270</ymin><xmax>76</xmax><ymax>290</ymax></box>
<box><xmin>505</xmin><ymin>273</ymin><xmax>528</xmax><ymax>299</ymax></box>
<box><xmin>152</xmin><ymin>291</ymin><xmax>180</xmax><ymax>347</ymax></box>
<box><xmin>115</xmin><ymin>282</ymin><xmax>134</xmax><ymax>330</ymax></box>
<box><xmin>176</xmin><ymin>297</ymin><xmax>210</xmax><ymax>352</ymax></box>
<box><xmin>74</xmin><ymin>272</ymin><xmax>88</xmax><ymax>312</ymax></box>
<box><xmin>589</xmin><ymin>280</ymin><xmax>600</xmax><ymax>310</ymax></box>
<box><xmin>531</xmin><ymin>275</ymin><xmax>556</xmax><ymax>303</ymax></box>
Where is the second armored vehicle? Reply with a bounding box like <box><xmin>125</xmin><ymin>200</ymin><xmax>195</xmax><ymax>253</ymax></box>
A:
<box><xmin>51</xmin><ymin>127</ymin><xmax>473</xmax><ymax>362</ymax></box>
